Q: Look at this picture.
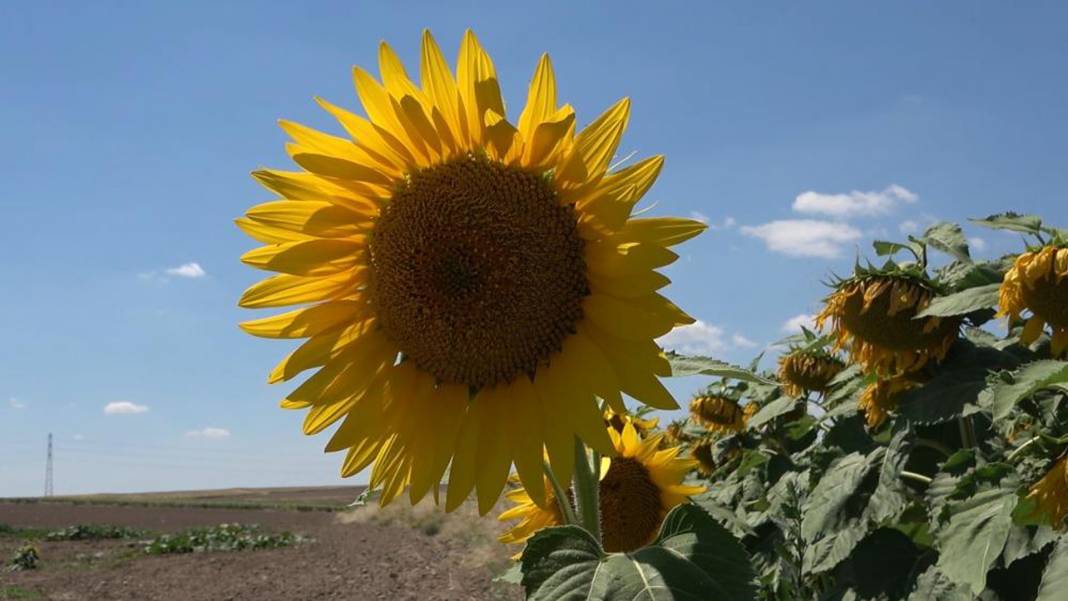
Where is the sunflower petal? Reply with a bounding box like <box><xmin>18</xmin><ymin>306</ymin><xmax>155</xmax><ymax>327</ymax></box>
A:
<box><xmin>239</xmin><ymin>272</ymin><xmax>357</xmax><ymax>308</ymax></box>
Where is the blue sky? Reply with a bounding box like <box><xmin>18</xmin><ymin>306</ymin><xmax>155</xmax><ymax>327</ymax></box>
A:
<box><xmin>3</xmin><ymin>1</ymin><xmax>1067</xmax><ymax>497</ymax></box>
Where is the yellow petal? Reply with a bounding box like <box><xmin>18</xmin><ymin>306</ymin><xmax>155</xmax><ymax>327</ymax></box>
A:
<box><xmin>583</xmin><ymin>294</ymin><xmax>680</xmax><ymax>340</ymax></box>
<box><xmin>239</xmin><ymin>301</ymin><xmax>365</xmax><ymax>339</ymax></box>
<box><xmin>586</xmin><ymin>240</ymin><xmax>678</xmax><ymax>278</ymax></box>
<box><xmin>456</xmin><ymin>30</ymin><xmax>505</xmax><ymax>145</ymax></box>
<box><xmin>614</xmin><ymin>218</ymin><xmax>708</xmax><ymax>247</ymax></box>
<box><xmin>446</xmin><ymin>393</ymin><xmax>486</xmax><ymax>512</ymax></box>
<box><xmin>240</xmin><ymin>239</ymin><xmax>363</xmax><ymax>277</ymax></box>
<box><xmin>377</xmin><ymin>41</ymin><xmax>423</xmax><ymax>101</ymax></box>
<box><xmin>1021</xmin><ymin>315</ymin><xmax>1045</xmax><ymax>345</ymax></box>
<box><xmin>290</xmin><ymin>151</ymin><xmax>394</xmax><ymax>186</ymax></box>
<box><xmin>244</xmin><ymin>200</ymin><xmax>372</xmax><ymax>237</ymax></box>
<box><xmin>506</xmin><ymin>377</ymin><xmax>547</xmax><ymax>508</ymax></box>
<box><xmin>314</xmin><ymin>97</ymin><xmax>413</xmax><ymax>173</ymax></box>
<box><xmin>235</xmin><ymin>217</ymin><xmax>314</xmax><ymax>244</ymax></box>
<box><xmin>473</xmin><ymin>386</ymin><xmax>514</xmax><ymax>515</ymax></box>
<box><xmin>588</xmin><ymin>269</ymin><xmax>671</xmax><ymax>299</ymax></box>
<box><xmin>238</xmin><ymin>271</ymin><xmax>358</xmax><ymax>308</ymax></box>
<box><xmin>268</xmin><ymin>319</ymin><xmax>376</xmax><ymax>384</ymax></box>
<box><xmin>557</xmin><ymin>98</ymin><xmax>630</xmax><ymax>189</ymax></box>
<box><xmin>517</xmin><ymin>53</ymin><xmax>557</xmax><ymax>138</ymax></box>
<box><xmin>576</xmin><ymin>155</ymin><xmax>663</xmax><ymax>230</ymax></box>
<box><xmin>419</xmin><ymin>30</ymin><xmax>468</xmax><ymax>144</ymax></box>
<box><xmin>522</xmin><ymin>107</ymin><xmax>575</xmax><ymax>168</ymax></box>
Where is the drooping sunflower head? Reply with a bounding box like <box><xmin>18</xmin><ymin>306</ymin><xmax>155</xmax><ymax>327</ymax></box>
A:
<box><xmin>1025</xmin><ymin>456</ymin><xmax>1068</xmax><ymax>529</ymax></box>
<box><xmin>999</xmin><ymin>245</ymin><xmax>1068</xmax><ymax>356</ymax></box>
<box><xmin>777</xmin><ymin>350</ymin><xmax>845</xmax><ymax>398</ymax></box>
<box><xmin>690</xmin><ymin>438</ymin><xmax>717</xmax><ymax>476</ymax></box>
<box><xmin>604</xmin><ymin>408</ymin><xmax>659</xmax><ymax>439</ymax></box>
<box><xmin>857</xmin><ymin>377</ymin><xmax>918</xmax><ymax>428</ymax></box>
<box><xmin>816</xmin><ymin>274</ymin><xmax>959</xmax><ymax>376</ymax></box>
<box><xmin>238</xmin><ymin>30</ymin><xmax>705</xmax><ymax>513</ymax></box>
<box><xmin>498</xmin><ymin>423</ymin><xmax>704</xmax><ymax>554</ymax></box>
<box><xmin>689</xmin><ymin>394</ymin><xmax>746</xmax><ymax>434</ymax></box>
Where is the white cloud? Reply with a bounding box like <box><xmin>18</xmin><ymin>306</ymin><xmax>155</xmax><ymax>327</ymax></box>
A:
<box><xmin>792</xmin><ymin>185</ymin><xmax>917</xmax><ymax>219</ymax></box>
<box><xmin>165</xmin><ymin>262</ymin><xmax>206</xmax><ymax>278</ymax></box>
<box><xmin>968</xmin><ymin>237</ymin><xmax>987</xmax><ymax>252</ymax></box>
<box><xmin>103</xmin><ymin>401</ymin><xmax>149</xmax><ymax>415</ymax></box>
<box><xmin>781</xmin><ymin>313</ymin><xmax>817</xmax><ymax>334</ymax></box>
<box><xmin>691</xmin><ymin>213</ymin><xmax>736</xmax><ymax>231</ymax></box>
<box><xmin>9</xmin><ymin>397</ymin><xmax>25</xmax><ymax>410</ymax></box>
<box><xmin>690</xmin><ymin>211</ymin><xmax>709</xmax><ymax>224</ymax></box>
<box><xmin>899</xmin><ymin>220</ymin><xmax>920</xmax><ymax>234</ymax></box>
<box><xmin>658</xmin><ymin>320</ymin><xmax>727</xmax><ymax>356</ymax></box>
<box><xmin>185</xmin><ymin>427</ymin><xmax>231</xmax><ymax>439</ymax></box>
<box><xmin>741</xmin><ymin>220</ymin><xmax>862</xmax><ymax>258</ymax></box>
<box><xmin>731</xmin><ymin>334</ymin><xmax>758</xmax><ymax>349</ymax></box>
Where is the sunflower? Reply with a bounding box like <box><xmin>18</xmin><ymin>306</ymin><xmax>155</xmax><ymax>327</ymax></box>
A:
<box><xmin>238</xmin><ymin>31</ymin><xmax>704</xmax><ymax>513</ymax></box>
<box><xmin>777</xmin><ymin>350</ymin><xmax>845</xmax><ymax>398</ymax></box>
<box><xmin>816</xmin><ymin>275</ymin><xmax>959</xmax><ymax>376</ymax></box>
<box><xmin>498</xmin><ymin>422</ymin><xmax>704</xmax><ymax>553</ymax></box>
<box><xmin>857</xmin><ymin>377</ymin><xmax>917</xmax><ymax>428</ymax></box>
<box><xmin>604</xmin><ymin>408</ymin><xmax>659</xmax><ymax>438</ymax></box>
<box><xmin>690</xmin><ymin>395</ymin><xmax>746</xmax><ymax>434</ymax></box>
<box><xmin>999</xmin><ymin>245</ymin><xmax>1068</xmax><ymax>356</ymax></box>
<box><xmin>690</xmin><ymin>439</ymin><xmax>717</xmax><ymax>476</ymax></box>
<box><xmin>1025</xmin><ymin>456</ymin><xmax>1068</xmax><ymax>529</ymax></box>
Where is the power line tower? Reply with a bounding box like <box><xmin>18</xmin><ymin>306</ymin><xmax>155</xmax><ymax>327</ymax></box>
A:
<box><xmin>44</xmin><ymin>433</ymin><xmax>54</xmax><ymax>497</ymax></box>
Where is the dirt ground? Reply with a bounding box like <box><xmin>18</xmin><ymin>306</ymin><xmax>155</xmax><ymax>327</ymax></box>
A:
<box><xmin>0</xmin><ymin>488</ymin><xmax>523</xmax><ymax>601</ymax></box>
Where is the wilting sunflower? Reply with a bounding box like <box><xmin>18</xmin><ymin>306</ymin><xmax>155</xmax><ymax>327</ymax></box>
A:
<box><xmin>777</xmin><ymin>350</ymin><xmax>845</xmax><ymax>398</ymax></box>
<box><xmin>238</xmin><ymin>31</ymin><xmax>704</xmax><ymax>513</ymax></box>
<box><xmin>999</xmin><ymin>245</ymin><xmax>1068</xmax><ymax>356</ymax></box>
<box><xmin>690</xmin><ymin>439</ymin><xmax>717</xmax><ymax>476</ymax></box>
<box><xmin>604</xmin><ymin>408</ymin><xmax>659</xmax><ymax>438</ymax></box>
<box><xmin>690</xmin><ymin>394</ymin><xmax>746</xmax><ymax>434</ymax></box>
<box><xmin>857</xmin><ymin>377</ymin><xmax>917</xmax><ymax>428</ymax></box>
<box><xmin>1025</xmin><ymin>456</ymin><xmax>1068</xmax><ymax>529</ymax></box>
<box><xmin>816</xmin><ymin>275</ymin><xmax>959</xmax><ymax>376</ymax></box>
<box><xmin>498</xmin><ymin>423</ymin><xmax>704</xmax><ymax>554</ymax></box>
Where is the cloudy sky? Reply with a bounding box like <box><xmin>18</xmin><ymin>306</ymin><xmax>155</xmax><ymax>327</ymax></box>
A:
<box><xmin>3</xmin><ymin>1</ymin><xmax>1067</xmax><ymax>496</ymax></box>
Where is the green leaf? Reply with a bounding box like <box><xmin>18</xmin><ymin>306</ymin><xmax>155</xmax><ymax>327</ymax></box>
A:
<box><xmin>1036</xmin><ymin>538</ymin><xmax>1068</xmax><ymax>601</ymax></box>
<box><xmin>653</xmin><ymin>504</ymin><xmax>757</xmax><ymax>600</ymax></box>
<box><xmin>980</xmin><ymin>360</ymin><xmax>1068</xmax><ymax>421</ymax></box>
<box><xmin>901</xmin><ymin>340</ymin><xmax>1020</xmax><ymax>425</ymax></box>
<box><xmin>935</xmin><ymin>488</ymin><xmax>1018</xmax><ymax>595</ymax></box>
<box><xmin>916</xmin><ymin>283</ymin><xmax>1001</xmax><ymax>318</ymax></box>
<box><xmin>746</xmin><ymin>395</ymin><xmax>798</xmax><ymax>430</ymax></box>
<box><xmin>803</xmin><ymin>521</ymin><xmax>870</xmax><ymax>574</ymax></box>
<box><xmin>921</xmin><ymin>222</ymin><xmax>973</xmax><ymax>263</ymax></box>
<box><xmin>864</xmin><ymin>426</ymin><xmax>912</xmax><ymax>524</ymax></box>
<box><xmin>666</xmin><ymin>352</ymin><xmax>776</xmax><ymax>385</ymax></box>
<box><xmin>802</xmin><ymin>452</ymin><xmax>880</xmax><ymax>542</ymax></box>
<box><xmin>521</xmin><ymin>506</ymin><xmax>757</xmax><ymax>601</ymax></box>
<box><xmin>874</xmin><ymin>239</ymin><xmax>924</xmax><ymax>260</ymax></box>
<box><xmin>970</xmin><ymin>213</ymin><xmax>1043</xmax><ymax>235</ymax></box>
<box><xmin>908</xmin><ymin>565</ymin><xmax>980</xmax><ymax>601</ymax></box>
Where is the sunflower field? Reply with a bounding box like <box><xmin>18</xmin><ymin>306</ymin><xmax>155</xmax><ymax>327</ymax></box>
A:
<box><xmin>236</xmin><ymin>30</ymin><xmax>1068</xmax><ymax>600</ymax></box>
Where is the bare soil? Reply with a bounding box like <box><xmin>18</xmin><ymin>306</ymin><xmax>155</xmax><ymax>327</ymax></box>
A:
<box><xmin>0</xmin><ymin>488</ymin><xmax>522</xmax><ymax>601</ymax></box>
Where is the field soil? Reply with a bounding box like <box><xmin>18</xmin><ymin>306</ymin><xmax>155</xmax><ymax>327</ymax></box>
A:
<box><xmin>0</xmin><ymin>487</ymin><xmax>521</xmax><ymax>601</ymax></box>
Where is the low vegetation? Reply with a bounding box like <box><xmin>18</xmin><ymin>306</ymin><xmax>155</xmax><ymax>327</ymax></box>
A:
<box><xmin>141</xmin><ymin>523</ymin><xmax>305</xmax><ymax>555</ymax></box>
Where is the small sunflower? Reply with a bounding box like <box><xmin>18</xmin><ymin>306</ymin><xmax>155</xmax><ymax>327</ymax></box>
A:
<box><xmin>1025</xmin><ymin>456</ymin><xmax>1068</xmax><ymax>529</ymax></box>
<box><xmin>999</xmin><ymin>245</ymin><xmax>1068</xmax><ymax>356</ymax></box>
<box><xmin>816</xmin><ymin>275</ymin><xmax>959</xmax><ymax>376</ymax></box>
<box><xmin>777</xmin><ymin>350</ymin><xmax>845</xmax><ymax>398</ymax></box>
<box><xmin>690</xmin><ymin>439</ymin><xmax>717</xmax><ymax>476</ymax></box>
<box><xmin>604</xmin><ymin>408</ymin><xmax>659</xmax><ymax>438</ymax></box>
<box><xmin>857</xmin><ymin>377</ymin><xmax>917</xmax><ymax>428</ymax></box>
<box><xmin>689</xmin><ymin>394</ymin><xmax>746</xmax><ymax>434</ymax></box>
<box><xmin>498</xmin><ymin>423</ymin><xmax>704</xmax><ymax>553</ymax></box>
<box><xmin>238</xmin><ymin>30</ymin><xmax>704</xmax><ymax>513</ymax></box>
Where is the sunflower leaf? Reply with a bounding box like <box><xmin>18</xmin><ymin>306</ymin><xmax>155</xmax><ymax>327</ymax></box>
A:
<box><xmin>1036</xmin><ymin>538</ymin><xmax>1068</xmax><ymax>601</ymax></box>
<box><xmin>520</xmin><ymin>506</ymin><xmax>757</xmax><ymax>601</ymax></box>
<box><xmin>934</xmin><ymin>487</ymin><xmax>1018</xmax><ymax>595</ymax></box>
<box><xmin>970</xmin><ymin>212</ymin><xmax>1044</xmax><ymax>235</ymax></box>
<box><xmin>979</xmin><ymin>360</ymin><xmax>1068</xmax><ymax>421</ymax></box>
<box><xmin>920</xmin><ymin>222</ymin><xmax>973</xmax><ymax>263</ymax></box>
<box><xmin>746</xmin><ymin>395</ymin><xmax>799</xmax><ymax>430</ymax></box>
<box><xmin>915</xmin><ymin>283</ymin><xmax>1001</xmax><ymax>318</ymax></box>
<box><xmin>666</xmin><ymin>352</ymin><xmax>777</xmax><ymax>385</ymax></box>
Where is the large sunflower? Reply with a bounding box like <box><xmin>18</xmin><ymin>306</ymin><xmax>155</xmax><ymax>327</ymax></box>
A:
<box><xmin>999</xmin><ymin>245</ymin><xmax>1068</xmax><ymax>357</ymax></box>
<box><xmin>604</xmin><ymin>408</ymin><xmax>659</xmax><ymax>438</ymax></box>
<box><xmin>777</xmin><ymin>350</ymin><xmax>844</xmax><ymax>398</ymax></box>
<box><xmin>238</xmin><ymin>31</ymin><xmax>704</xmax><ymax>513</ymax></box>
<box><xmin>498</xmin><ymin>422</ymin><xmax>704</xmax><ymax>553</ymax></box>
<box><xmin>689</xmin><ymin>394</ymin><xmax>746</xmax><ymax>434</ymax></box>
<box><xmin>816</xmin><ymin>275</ymin><xmax>959</xmax><ymax>376</ymax></box>
<box><xmin>1025</xmin><ymin>456</ymin><xmax>1068</xmax><ymax>529</ymax></box>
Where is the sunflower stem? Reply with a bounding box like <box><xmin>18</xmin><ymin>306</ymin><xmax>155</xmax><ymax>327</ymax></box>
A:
<box><xmin>957</xmin><ymin>416</ymin><xmax>978</xmax><ymax>449</ymax></box>
<box><xmin>542</xmin><ymin>461</ymin><xmax>579</xmax><ymax>525</ymax></box>
<box><xmin>915</xmin><ymin>437</ymin><xmax>953</xmax><ymax>458</ymax></box>
<box><xmin>572</xmin><ymin>437</ymin><xmax>602</xmax><ymax>544</ymax></box>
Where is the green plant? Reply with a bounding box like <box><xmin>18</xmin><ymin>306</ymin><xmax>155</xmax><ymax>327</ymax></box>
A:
<box><xmin>45</xmin><ymin>524</ymin><xmax>145</xmax><ymax>541</ymax></box>
<box><xmin>141</xmin><ymin>523</ymin><xmax>304</xmax><ymax>555</ymax></box>
<box><xmin>7</xmin><ymin>545</ymin><xmax>40</xmax><ymax>571</ymax></box>
<box><xmin>0</xmin><ymin>586</ymin><xmax>43</xmax><ymax>600</ymax></box>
